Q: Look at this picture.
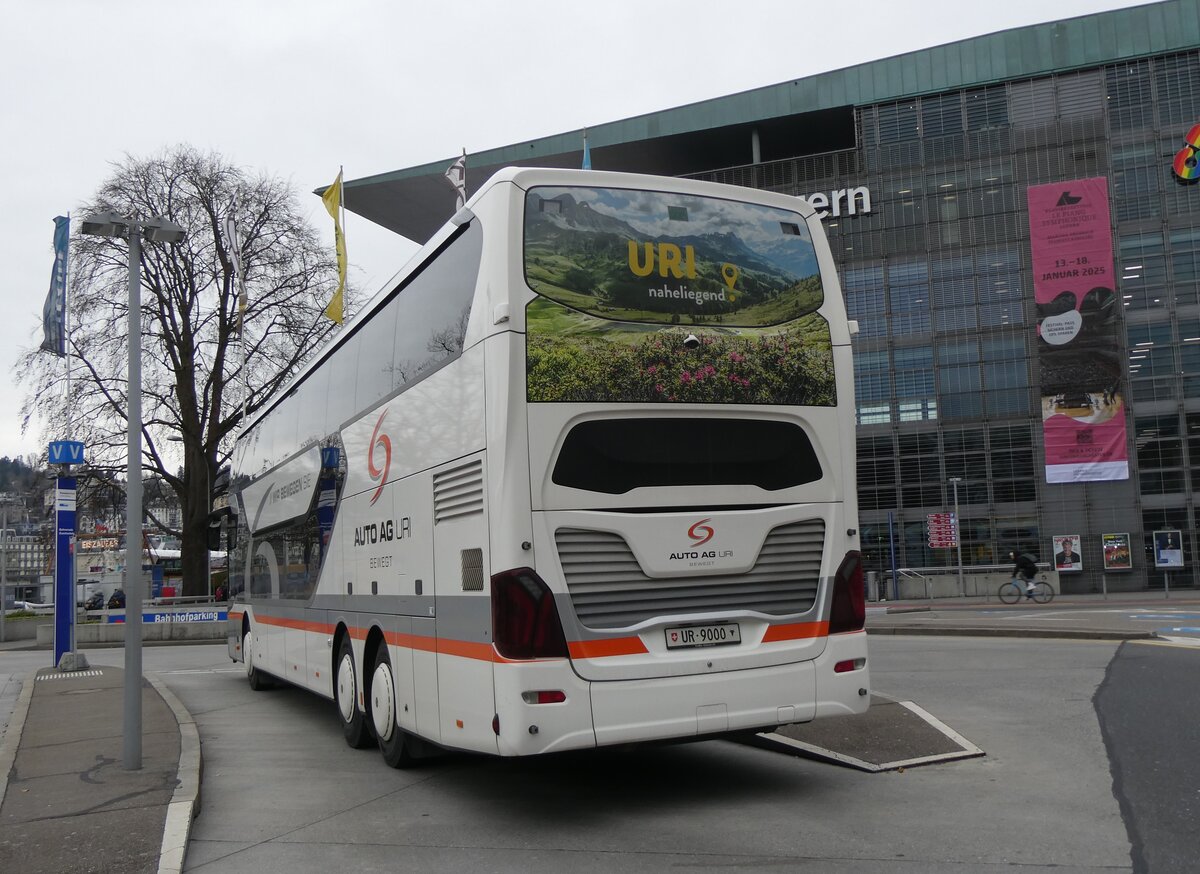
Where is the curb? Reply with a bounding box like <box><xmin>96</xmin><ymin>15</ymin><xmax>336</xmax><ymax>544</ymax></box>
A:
<box><xmin>867</xmin><ymin>626</ymin><xmax>1156</xmax><ymax>641</ymax></box>
<box><xmin>147</xmin><ymin>672</ymin><xmax>202</xmax><ymax>874</ymax></box>
<box><xmin>0</xmin><ymin>668</ymin><xmax>37</xmax><ymax>810</ymax></box>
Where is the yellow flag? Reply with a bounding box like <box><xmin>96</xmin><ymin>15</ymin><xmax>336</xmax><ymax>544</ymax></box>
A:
<box><xmin>322</xmin><ymin>170</ymin><xmax>346</xmax><ymax>325</ymax></box>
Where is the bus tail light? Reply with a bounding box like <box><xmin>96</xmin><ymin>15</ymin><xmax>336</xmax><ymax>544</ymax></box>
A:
<box><xmin>834</xmin><ymin>657</ymin><xmax>867</xmax><ymax>673</ymax></box>
<box><xmin>491</xmin><ymin>567</ymin><xmax>569</xmax><ymax>659</ymax></box>
<box><xmin>829</xmin><ymin>550</ymin><xmax>865</xmax><ymax>634</ymax></box>
<box><xmin>521</xmin><ymin>690</ymin><xmax>567</xmax><ymax>704</ymax></box>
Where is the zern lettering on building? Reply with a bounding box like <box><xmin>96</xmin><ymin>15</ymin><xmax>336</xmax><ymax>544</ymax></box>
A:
<box><xmin>803</xmin><ymin>186</ymin><xmax>872</xmax><ymax>220</ymax></box>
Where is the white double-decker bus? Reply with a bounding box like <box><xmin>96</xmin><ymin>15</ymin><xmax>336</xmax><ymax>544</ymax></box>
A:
<box><xmin>227</xmin><ymin>167</ymin><xmax>869</xmax><ymax>766</ymax></box>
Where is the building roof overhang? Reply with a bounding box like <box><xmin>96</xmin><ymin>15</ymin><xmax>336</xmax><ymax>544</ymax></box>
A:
<box><xmin>329</xmin><ymin>0</ymin><xmax>1199</xmax><ymax>244</ymax></box>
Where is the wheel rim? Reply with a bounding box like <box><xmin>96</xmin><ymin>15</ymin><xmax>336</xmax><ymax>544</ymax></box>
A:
<box><xmin>243</xmin><ymin>632</ymin><xmax>254</xmax><ymax>676</ymax></box>
<box><xmin>371</xmin><ymin>660</ymin><xmax>395</xmax><ymax>742</ymax></box>
<box><xmin>337</xmin><ymin>652</ymin><xmax>356</xmax><ymax>723</ymax></box>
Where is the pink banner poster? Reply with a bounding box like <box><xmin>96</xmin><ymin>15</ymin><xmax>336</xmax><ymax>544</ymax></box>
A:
<box><xmin>1027</xmin><ymin>177</ymin><xmax>1128</xmax><ymax>483</ymax></box>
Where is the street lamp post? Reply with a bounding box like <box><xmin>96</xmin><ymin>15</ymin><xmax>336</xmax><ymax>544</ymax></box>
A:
<box><xmin>0</xmin><ymin>503</ymin><xmax>8</xmax><ymax>644</ymax></box>
<box><xmin>80</xmin><ymin>211</ymin><xmax>185</xmax><ymax>771</ymax></box>
<box><xmin>949</xmin><ymin>477</ymin><xmax>965</xmax><ymax>597</ymax></box>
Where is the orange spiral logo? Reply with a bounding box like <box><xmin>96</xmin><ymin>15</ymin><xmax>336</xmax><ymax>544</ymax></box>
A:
<box><xmin>367</xmin><ymin>410</ymin><xmax>391</xmax><ymax>506</ymax></box>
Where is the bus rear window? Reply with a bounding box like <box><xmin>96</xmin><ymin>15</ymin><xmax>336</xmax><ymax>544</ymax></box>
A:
<box><xmin>552</xmin><ymin>418</ymin><xmax>822</xmax><ymax>494</ymax></box>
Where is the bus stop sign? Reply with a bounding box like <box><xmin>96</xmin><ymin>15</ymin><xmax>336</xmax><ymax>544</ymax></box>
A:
<box><xmin>49</xmin><ymin>440</ymin><xmax>85</xmax><ymax>466</ymax></box>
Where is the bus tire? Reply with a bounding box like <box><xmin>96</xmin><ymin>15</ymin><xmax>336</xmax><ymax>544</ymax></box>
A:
<box><xmin>370</xmin><ymin>645</ymin><xmax>414</xmax><ymax>768</ymax></box>
<box><xmin>335</xmin><ymin>635</ymin><xmax>372</xmax><ymax>749</ymax></box>
<box><xmin>244</xmin><ymin>629</ymin><xmax>270</xmax><ymax>691</ymax></box>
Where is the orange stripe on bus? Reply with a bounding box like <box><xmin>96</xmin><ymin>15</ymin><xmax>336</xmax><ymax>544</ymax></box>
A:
<box><xmin>761</xmin><ymin>621</ymin><xmax>829</xmax><ymax>643</ymax></box>
<box><xmin>437</xmin><ymin>638</ymin><xmax>498</xmax><ymax>661</ymax></box>
<box><xmin>568</xmin><ymin>637</ymin><xmax>649</xmax><ymax>659</ymax></box>
<box><xmin>255</xmin><ymin>614</ymin><xmax>333</xmax><ymax>635</ymax></box>
<box><xmin>245</xmin><ymin>613</ymin><xmax>653</xmax><ymax>663</ymax></box>
<box><xmin>382</xmin><ymin>631</ymin><xmax>438</xmax><ymax>653</ymax></box>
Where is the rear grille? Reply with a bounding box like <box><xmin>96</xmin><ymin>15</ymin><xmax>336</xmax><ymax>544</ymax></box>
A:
<box><xmin>555</xmin><ymin>520</ymin><xmax>825</xmax><ymax>630</ymax></box>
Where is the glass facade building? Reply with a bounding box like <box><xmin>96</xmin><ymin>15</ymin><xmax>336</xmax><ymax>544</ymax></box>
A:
<box><xmin>689</xmin><ymin>48</ymin><xmax>1200</xmax><ymax>591</ymax></box>
<box><xmin>348</xmin><ymin>0</ymin><xmax>1200</xmax><ymax>592</ymax></box>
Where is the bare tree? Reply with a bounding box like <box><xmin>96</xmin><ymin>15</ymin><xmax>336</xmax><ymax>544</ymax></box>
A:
<box><xmin>19</xmin><ymin>146</ymin><xmax>352</xmax><ymax>596</ymax></box>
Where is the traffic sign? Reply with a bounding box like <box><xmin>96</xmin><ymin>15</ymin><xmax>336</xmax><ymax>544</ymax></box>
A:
<box><xmin>927</xmin><ymin>512</ymin><xmax>959</xmax><ymax>548</ymax></box>
<box><xmin>48</xmin><ymin>440</ymin><xmax>85</xmax><ymax>466</ymax></box>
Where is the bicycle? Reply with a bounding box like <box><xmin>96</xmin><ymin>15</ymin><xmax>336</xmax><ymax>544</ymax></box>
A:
<box><xmin>997</xmin><ymin>578</ymin><xmax>1055</xmax><ymax>604</ymax></box>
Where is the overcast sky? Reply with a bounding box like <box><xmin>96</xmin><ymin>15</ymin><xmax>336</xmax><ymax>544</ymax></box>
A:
<box><xmin>2</xmin><ymin>0</ymin><xmax>1154</xmax><ymax>462</ymax></box>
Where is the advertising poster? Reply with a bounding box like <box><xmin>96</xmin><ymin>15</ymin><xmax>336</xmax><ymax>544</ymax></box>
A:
<box><xmin>1153</xmin><ymin>529</ymin><xmax>1184</xmax><ymax>569</ymax></box>
<box><xmin>523</xmin><ymin>186</ymin><xmax>834</xmax><ymax>406</ymax></box>
<box><xmin>1102</xmin><ymin>533</ymin><xmax>1132</xmax><ymax>571</ymax></box>
<box><xmin>1052</xmin><ymin>534</ymin><xmax>1082</xmax><ymax>572</ymax></box>
<box><xmin>1027</xmin><ymin>177</ymin><xmax>1128</xmax><ymax>483</ymax></box>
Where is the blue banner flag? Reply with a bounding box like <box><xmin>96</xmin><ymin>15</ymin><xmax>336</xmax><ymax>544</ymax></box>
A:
<box><xmin>40</xmin><ymin>215</ymin><xmax>69</xmax><ymax>356</ymax></box>
<box><xmin>582</xmin><ymin>130</ymin><xmax>592</xmax><ymax>170</ymax></box>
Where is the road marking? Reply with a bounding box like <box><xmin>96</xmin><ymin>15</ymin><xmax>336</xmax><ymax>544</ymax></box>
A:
<box><xmin>1133</xmin><ymin>637</ymin><xmax>1200</xmax><ymax>649</ymax></box>
<box><xmin>987</xmin><ymin>611</ymin><xmax>1081</xmax><ymax>621</ymax></box>
<box><xmin>979</xmin><ymin>610</ymin><xmax>1077</xmax><ymax>618</ymax></box>
<box><xmin>155</xmin><ymin>668</ymin><xmax>243</xmax><ymax>675</ymax></box>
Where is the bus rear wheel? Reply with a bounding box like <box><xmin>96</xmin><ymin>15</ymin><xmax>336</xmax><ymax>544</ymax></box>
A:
<box><xmin>370</xmin><ymin>646</ymin><xmax>414</xmax><ymax>768</ymax></box>
<box><xmin>244</xmin><ymin>628</ymin><xmax>270</xmax><ymax>691</ymax></box>
<box><xmin>335</xmin><ymin>635</ymin><xmax>373</xmax><ymax>749</ymax></box>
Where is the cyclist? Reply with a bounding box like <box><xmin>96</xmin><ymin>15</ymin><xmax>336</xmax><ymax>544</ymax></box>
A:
<box><xmin>1009</xmin><ymin>551</ymin><xmax>1039</xmax><ymax>599</ymax></box>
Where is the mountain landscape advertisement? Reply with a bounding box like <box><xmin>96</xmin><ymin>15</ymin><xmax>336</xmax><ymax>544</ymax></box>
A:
<box><xmin>523</xmin><ymin>186</ymin><xmax>835</xmax><ymax>406</ymax></box>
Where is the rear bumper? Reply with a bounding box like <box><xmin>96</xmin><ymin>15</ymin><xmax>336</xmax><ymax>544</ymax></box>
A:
<box><xmin>812</xmin><ymin>629</ymin><xmax>871</xmax><ymax>719</ymax></box>
<box><xmin>493</xmin><ymin>630</ymin><xmax>870</xmax><ymax>755</ymax></box>
<box><xmin>588</xmin><ymin>630</ymin><xmax>869</xmax><ymax>746</ymax></box>
<box><xmin>589</xmin><ymin>658</ymin><xmax>819</xmax><ymax>746</ymax></box>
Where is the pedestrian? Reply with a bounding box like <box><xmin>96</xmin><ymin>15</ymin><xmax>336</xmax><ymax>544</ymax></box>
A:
<box><xmin>1010</xmin><ymin>550</ymin><xmax>1039</xmax><ymax>599</ymax></box>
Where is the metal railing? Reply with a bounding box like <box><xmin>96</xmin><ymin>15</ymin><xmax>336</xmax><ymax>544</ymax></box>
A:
<box><xmin>882</xmin><ymin>563</ymin><xmax>1053</xmax><ymax>601</ymax></box>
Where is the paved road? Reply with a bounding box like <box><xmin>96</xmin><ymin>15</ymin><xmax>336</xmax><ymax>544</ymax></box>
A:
<box><xmin>3</xmin><ymin>640</ymin><xmax>1133</xmax><ymax>872</ymax></box>
<box><xmin>5</xmin><ymin>630</ymin><xmax>1198</xmax><ymax>872</ymax></box>
<box><xmin>1095</xmin><ymin>642</ymin><xmax>1200</xmax><ymax>874</ymax></box>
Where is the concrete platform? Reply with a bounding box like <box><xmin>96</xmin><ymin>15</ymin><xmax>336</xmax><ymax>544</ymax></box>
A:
<box><xmin>752</xmin><ymin>694</ymin><xmax>984</xmax><ymax>771</ymax></box>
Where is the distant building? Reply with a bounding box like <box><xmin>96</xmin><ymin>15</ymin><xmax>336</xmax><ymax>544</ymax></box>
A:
<box><xmin>343</xmin><ymin>1</ymin><xmax>1199</xmax><ymax>592</ymax></box>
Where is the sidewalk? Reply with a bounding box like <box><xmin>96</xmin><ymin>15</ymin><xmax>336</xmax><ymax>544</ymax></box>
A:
<box><xmin>872</xmin><ymin>590</ymin><xmax>1200</xmax><ymax>607</ymax></box>
<box><xmin>866</xmin><ymin>589</ymin><xmax>1200</xmax><ymax>640</ymax></box>
<box><xmin>0</xmin><ymin>665</ymin><xmax>200</xmax><ymax>874</ymax></box>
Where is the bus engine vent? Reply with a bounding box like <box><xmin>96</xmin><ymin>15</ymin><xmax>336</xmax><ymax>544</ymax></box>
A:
<box><xmin>555</xmin><ymin>519</ymin><xmax>825</xmax><ymax>630</ymax></box>
<box><xmin>461</xmin><ymin>548</ymin><xmax>484</xmax><ymax>591</ymax></box>
<box><xmin>433</xmin><ymin>459</ymin><xmax>484</xmax><ymax>524</ymax></box>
